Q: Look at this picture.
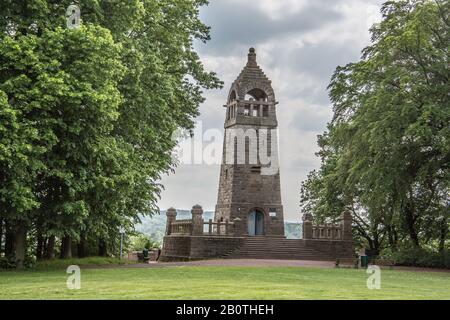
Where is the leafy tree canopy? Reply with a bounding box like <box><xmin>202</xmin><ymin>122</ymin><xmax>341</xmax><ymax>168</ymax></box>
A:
<box><xmin>301</xmin><ymin>0</ymin><xmax>449</xmax><ymax>254</ymax></box>
<box><xmin>0</xmin><ymin>0</ymin><xmax>222</xmax><ymax>267</ymax></box>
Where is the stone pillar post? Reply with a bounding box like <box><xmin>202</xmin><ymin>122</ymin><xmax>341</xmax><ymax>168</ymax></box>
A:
<box><xmin>302</xmin><ymin>213</ymin><xmax>313</xmax><ymax>240</ymax></box>
<box><xmin>341</xmin><ymin>210</ymin><xmax>353</xmax><ymax>241</ymax></box>
<box><xmin>233</xmin><ymin>218</ymin><xmax>243</xmax><ymax>236</ymax></box>
<box><xmin>165</xmin><ymin>207</ymin><xmax>177</xmax><ymax>235</ymax></box>
<box><xmin>191</xmin><ymin>204</ymin><xmax>204</xmax><ymax>236</ymax></box>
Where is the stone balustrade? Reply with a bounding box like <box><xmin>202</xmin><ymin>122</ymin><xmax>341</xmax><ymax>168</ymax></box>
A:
<box><xmin>203</xmin><ymin>219</ymin><xmax>235</xmax><ymax>236</ymax></box>
<box><xmin>225</xmin><ymin>99</ymin><xmax>271</xmax><ymax>120</ymax></box>
<box><xmin>302</xmin><ymin>210</ymin><xmax>352</xmax><ymax>241</ymax></box>
<box><xmin>166</xmin><ymin>205</ymin><xmax>243</xmax><ymax>237</ymax></box>
<box><xmin>312</xmin><ymin>225</ymin><xmax>341</xmax><ymax>239</ymax></box>
<box><xmin>162</xmin><ymin>207</ymin><xmax>354</xmax><ymax>262</ymax></box>
<box><xmin>170</xmin><ymin>220</ymin><xmax>193</xmax><ymax>235</ymax></box>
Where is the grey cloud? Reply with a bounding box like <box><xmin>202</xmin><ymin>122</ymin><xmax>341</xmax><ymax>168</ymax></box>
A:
<box><xmin>288</xmin><ymin>156</ymin><xmax>320</xmax><ymax>171</ymax></box>
<box><xmin>286</xmin><ymin>42</ymin><xmax>361</xmax><ymax>81</ymax></box>
<box><xmin>267</xmin><ymin>42</ymin><xmax>362</xmax><ymax>106</ymax></box>
<box><xmin>287</xmin><ymin>106</ymin><xmax>331</xmax><ymax>133</ymax></box>
<box><xmin>199</xmin><ymin>0</ymin><xmax>345</xmax><ymax>55</ymax></box>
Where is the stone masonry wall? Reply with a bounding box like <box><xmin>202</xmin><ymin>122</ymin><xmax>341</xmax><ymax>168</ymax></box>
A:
<box><xmin>160</xmin><ymin>235</ymin><xmax>244</xmax><ymax>262</ymax></box>
<box><xmin>160</xmin><ymin>235</ymin><xmax>191</xmax><ymax>261</ymax></box>
<box><xmin>303</xmin><ymin>240</ymin><xmax>355</xmax><ymax>259</ymax></box>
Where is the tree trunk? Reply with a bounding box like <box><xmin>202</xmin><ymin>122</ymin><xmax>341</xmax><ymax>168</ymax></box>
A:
<box><xmin>409</xmin><ymin>229</ymin><xmax>420</xmax><ymax>247</ymax></box>
<box><xmin>386</xmin><ymin>224</ymin><xmax>398</xmax><ymax>251</ymax></box>
<box><xmin>438</xmin><ymin>215</ymin><xmax>448</xmax><ymax>253</ymax></box>
<box><xmin>35</xmin><ymin>217</ymin><xmax>44</xmax><ymax>260</ymax></box>
<box><xmin>46</xmin><ymin>235</ymin><xmax>55</xmax><ymax>259</ymax></box>
<box><xmin>4</xmin><ymin>221</ymin><xmax>14</xmax><ymax>256</ymax></box>
<box><xmin>77</xmin><ymin>235</ymin><xmax>86</xmax><ymax>258</ymax></box>
<box><xmin>0</xmin><ymin>217</ymin><xmax>3</xmax><ymax>255</ymax></box>
<box><xmin>36</xmin><ymin>233</ymin><xmax>44</xmax><ymax>261</ymax></box>
<box><xmin>60</xmin><ymin>235</ymin><xmax>72</xmax><ymax>259</ymax></box>
<box><xmin>13</xmin><ymin>224</ymin><xmax>27</xmax><ymax>269</ymax></box>
<box><xmin>404</xmin><ymin>204</ymin><xmax>420</xmax><ymax>248</ymax></box>
<box><xmin>372</xmin><ymin>237</ymin><xmax>381</xmax><ymax>257</ymax></box>
<box><xmin>98</xmin><ymin>238</ymin><xmax>107</xmax><ymax>257</ymax></box>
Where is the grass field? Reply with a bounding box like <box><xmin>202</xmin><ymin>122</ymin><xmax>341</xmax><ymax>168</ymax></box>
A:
<box><xmin>0</xmin><ymin>262</ymin><xmax>449</xmax><ymax>299</ymax></box>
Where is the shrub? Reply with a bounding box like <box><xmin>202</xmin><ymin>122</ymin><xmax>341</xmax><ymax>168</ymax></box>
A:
<box><xmin>33</xmin><ymin>257</ymin><xmax>127</xmax><ymax>271</ymax></box>
<box><xmin>128</xmin><ymin>233</ymin><xmax>160</xmax><ymax>251</ymax></box>
<box><xmin>0</xmin><ymin>256</ymin><xmax>15</xmax><ymax>269</ymax></box>
<box><xmin>0</xmin><ymin>255</ymin><xmax>36</xmax><ymax>270</ymax></box>
<box><xmin>381</xmin><ymin>247</ymin><xmax>450</xmax><ymax>269</ymax></box>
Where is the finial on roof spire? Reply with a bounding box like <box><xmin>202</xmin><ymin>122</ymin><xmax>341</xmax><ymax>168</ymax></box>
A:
<box><xmin>247</xmin><ymin>47</ymin><xmax>257</xmax><ymax>66</ymax></box>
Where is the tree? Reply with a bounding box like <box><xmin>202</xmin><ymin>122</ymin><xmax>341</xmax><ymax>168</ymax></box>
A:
<box><xmin>0</xmin><ymin>0</ymin><xmax>222</xmax><ymax>268</ymax></box>
<box><xmin>301</xmin><ymin>0</ymin><xmax>449</xmax><ymax>253</ymax></box>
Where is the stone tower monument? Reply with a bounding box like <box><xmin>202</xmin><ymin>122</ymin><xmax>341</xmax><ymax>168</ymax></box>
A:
<box><xmin>214</xmin><ymin>48</ymin><xmax>285</xmax><ymax>237</ymax></box>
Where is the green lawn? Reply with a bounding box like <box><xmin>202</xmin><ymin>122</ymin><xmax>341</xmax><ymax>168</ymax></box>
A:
<box><xmin>0</xmin><ymin>264</ymin><xmax>449</xmax><ymax>299</ymax></box>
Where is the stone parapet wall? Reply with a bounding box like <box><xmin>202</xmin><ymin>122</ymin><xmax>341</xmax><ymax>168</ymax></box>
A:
<box><xmin>303</xmin><ymin>239</ymin><xmax>355</xmax><ymax>259</ymax></box>
<box><xmin>302</xmin><ymin>210</ymin><xmax>353</xmax><ymax>241</ymax></box>
<box><xmin>160</xmin><ymin>235</ymin><xmax>244</xmax><ymax>262</ymax></box>
<box><xmin>160</xmin><ymin>235</ymin><xmax>354</xmax><ymax>261</ymax></box>
<box><xmin>160</xmin><ymin>235</ymin><xmax>191</xmax><ymax>261</ymax></box>
<box><xmin>161</xmin><ymin>206</ymin><xmax>355</xmax><ymax>261</ymax></box>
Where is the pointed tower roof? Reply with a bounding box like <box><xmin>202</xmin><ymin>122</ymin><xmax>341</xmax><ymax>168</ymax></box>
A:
<box><xmin>228</xmin><ymin>48</ymin><xmax>275</xmax><ymax>103</ymax></box>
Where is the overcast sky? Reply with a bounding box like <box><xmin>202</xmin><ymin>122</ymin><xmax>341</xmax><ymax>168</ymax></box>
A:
<box><xmin>157</xmin><ymin>0</ymin><xmax>384</xmax><ymax>222</ymax></box>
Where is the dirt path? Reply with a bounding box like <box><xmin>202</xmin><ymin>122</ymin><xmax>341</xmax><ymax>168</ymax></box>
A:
<box><xmin>152</xmin><ymin>259</ymin><xmax>336</xmax><ymax>268</ymax></box>
<box><xmin>86</xmin><ymin>259</ymin><xmax>450</xmax><ymax>273</ymax></box>
<box><xmin>84</xmin><ymin>259</ymin><xmax>335</xmax><ymax>269</ymax></box>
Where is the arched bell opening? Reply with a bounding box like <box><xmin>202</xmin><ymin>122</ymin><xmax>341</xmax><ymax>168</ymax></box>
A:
<box><xmin>244</xmin><ymin>88</ymin><xmax>268</xmax><ymax>102</ymax></box>
<box><xmin>243</xmin><ymin>88</ymin><xmax>270</xmax><ymax>118</ymax></box>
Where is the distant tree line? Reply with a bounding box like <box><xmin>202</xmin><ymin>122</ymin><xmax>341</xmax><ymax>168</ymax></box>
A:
<box><xmin>301</xmin><ymin>0</ymin><xmax>449</xmax><ymax>261</ymax></box>
<box><xmin>0</xmin><ymin>0</ymin><xmax>222</xmax><ymax>268</ymax></box>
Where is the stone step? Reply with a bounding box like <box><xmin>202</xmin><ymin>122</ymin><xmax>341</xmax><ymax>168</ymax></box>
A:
<box><xmin>221</xmin><ymin>237</ymin><xmax>337</xmax><ymax>261</ymax></box>
<box><xmin>229</xmin><ymin>251</ymin><xmax>327</xmax><ymax>255</ymax></box>
<box><xmin>225</xmin><ymin>252</ymin><xmax>334</xmax><ymax>259</ymax></box>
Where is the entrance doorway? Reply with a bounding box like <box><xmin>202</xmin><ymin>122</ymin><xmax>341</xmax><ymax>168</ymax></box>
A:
<box><xmin>247</xmin><ymin>210</ymin><xmax>264</xmax><ymax>236</ymax></box>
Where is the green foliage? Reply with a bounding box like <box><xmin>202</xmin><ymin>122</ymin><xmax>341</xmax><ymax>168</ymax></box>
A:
<box><xmin>0</xmin><ymin>0</ymin><xmax>222</xmax><ymax>267</ymax></box>
<box><xmin>382</xmin><ymin>247</ymin><xmax>450</xmax><ymax>269</ymax></box>
<box><xmin>128</xmin><ymin>233</ymin><xmax>160</xmax><ymax>251</ymax></box>
<box><xmin>0</xmin><ymin>255</ymin><xmax>36</xmax><ymax>269</ymax></box>
<box><xmin>0</xmin><ymin>256</ymin><xmax>16</xmax><ymax>269</ymax></box>
<box><xmin>301</xmin><ymin>0</ymin><xmax>449</xmax><ymax>254</ymax></box>
<box><xmin>32</xmin><ymin>257</ymin><xmax>128</xmax><ymax>271</ymax></box>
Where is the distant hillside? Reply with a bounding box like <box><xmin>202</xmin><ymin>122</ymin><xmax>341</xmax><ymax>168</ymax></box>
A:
<box><xmin>285</xmin><ymin>222</ymin><xmax>302</xmax><ymax>239</ymax></box>
<box><xmin>136</xmin><ymin>210</ymin><xmax>302</xmax><ymax>244</ymax></box>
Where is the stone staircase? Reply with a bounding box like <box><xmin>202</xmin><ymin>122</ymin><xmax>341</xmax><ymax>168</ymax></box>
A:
<box><xmin>222</xmin><ymin>237</ymin><xmax>337</xmax><ymax>261</ymax></box>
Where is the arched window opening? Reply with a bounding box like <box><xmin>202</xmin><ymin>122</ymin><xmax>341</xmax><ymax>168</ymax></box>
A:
<box><xmin>229</xmin><ymin>90</ymin><xmax>237</xmax><ymax>103</ymax></box>
<box><xmin>245</xmin><ymin>88</ymin><xmax>267</xmax><ymax>102</ymax></box>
